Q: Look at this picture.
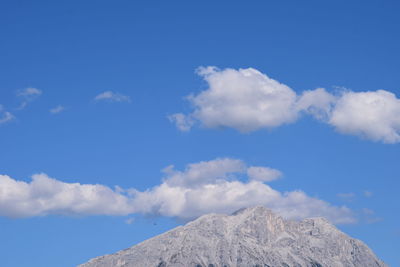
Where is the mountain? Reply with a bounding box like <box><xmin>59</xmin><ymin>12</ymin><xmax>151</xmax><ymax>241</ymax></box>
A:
<box><xmin>79</xmin><ymin>206</ymin><xmax>387</xmax><ymax>267</ymax></box>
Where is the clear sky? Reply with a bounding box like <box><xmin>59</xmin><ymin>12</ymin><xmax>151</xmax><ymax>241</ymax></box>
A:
<box><xmin>1</xmin><ymin>0</ymin><xmax>399</xmax><ymax>266</ymax></box>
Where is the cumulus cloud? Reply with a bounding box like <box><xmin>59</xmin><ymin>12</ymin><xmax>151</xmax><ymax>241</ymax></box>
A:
<box><xmin>247</xmin><ymin>166</ymin><xmax>282</xmax><ymax>182</ymax></box>
<box><xmin>132</xmin><ymin>158</ymin><xmax>354</xmax><ymax>224</ymax></box>
<box><xmin>0</xmin><ymin>158</ymin><xmax>355</xmax><ymax>224</ymax></box>
<box><xmin>162</xmin><ymin>158</ymin><xmax>246</xmax><ymax>188</ymax></box>
<box><xmin>50</xmin><ymin>105</ymin><xmax>65</xmax><ymax>114</ymax></box>
<box><xmin>184</xmin><ymin>67</ymin><xmax>299</xmax><ymax>132</ymax></box>
<box><xmin>0</xmin><ymin>173</ymin><xmax>135</xmax><ymax>218</ymax></box>
<box><xmin>328</xmin><ymin>90</ymin><xmax>400</xmax><ymax>143</ymax></box>
<box><xmin>171</xmin><ymin>66</ymin><xmax>400</xmax><ymax>143</ymax></box>
<box><xmin>297</xmin><ymin>88</ymin><xmax>337</xmax><ymax>120</ymax></box>
<box><xmin>94</xmin><ymin>91</ymin><xmax>131</xmax><ymax>103</ymax></box>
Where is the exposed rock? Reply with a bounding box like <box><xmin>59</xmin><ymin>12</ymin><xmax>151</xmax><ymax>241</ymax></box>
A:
<box><xmin>79</xmin><ymin>206</ymin><xmax>386</xmax><ymax>267</ymax></box>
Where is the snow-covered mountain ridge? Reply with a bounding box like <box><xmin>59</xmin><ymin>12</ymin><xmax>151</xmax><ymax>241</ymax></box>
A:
<box><xmin>79</xmin><ymin>206</ymin><xmax>387</xmax><ymax>267</ymax></box>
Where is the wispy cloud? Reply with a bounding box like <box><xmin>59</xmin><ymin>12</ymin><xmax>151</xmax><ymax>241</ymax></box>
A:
<box><xmin>94</xmin><ymin>91</ymin><xmax>131</xmax><ymax>103</ymax></box>
<box><xmin>337</xmin><ymin>192</ymin><xmax>356</xmax><ymax>202</ymax></box>
<box><xmin>246</xmin><ymin>166</ymin><xmax>282</xmax><ymax>182</ymax></box>
<box><xmin>49</xmin><ymin>105</ymin><xmax>65</xmax><ymax>114</ymax></box>
<box><xmin>17</xmin><ymin>87</ymin><xmax>42</xmax><ymax>97</ymax></box>
<box><xmin>0</xmin><ymin>105</ymin><xmax>15</xmax><ymax>124</ymax></box>
<box><xmin>0</xmin><ymin>111</ymin><xmax>14</xmax><ymax>124</ymax></box>
<box><xmin>361</xmin><ymin>208</ymin><xmax>382</xmax><ymax>224</ymax></box>
<box><xmin>168</xmin><ymin>113</ymin><xmax>194</xmax><ymax>132</ymax></box>
<box><xmin>125</xmin><ymin>218</ymin><xmax>135</xmax><ymax>225</ymax></box>
<box><xmin>0</xmin><ymin>158</ymin><xmax>355</xmax><ymax>224</ymax></box>
<box><xmin>171</xmin><ymin>66</ymin><xmax>400</xmax><ymax>144</ymax></box>
<box><xmin>362</xmin><ymin>208</ymin><xmax>374</xmax><ymax>215</ymax></box>
<box><xmin>16</xmin><ymin>87</ymin><xmax>42</xmax><ymax>109</ymax></box>
<box><xmin>363</xmin><ymin>190</ymin><xmax>373</xmax><ymax>197</ymax></box>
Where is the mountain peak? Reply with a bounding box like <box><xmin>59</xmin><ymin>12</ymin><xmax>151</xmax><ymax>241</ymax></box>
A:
<box><xmin>231</xmin><ymin>205</ymin><xmax>275</xmax><ymax>216</ymax></box>
<box><xmin>80</xmin><ymin>207</ymin><xmax>386</xmax><ymax>267</ymax></box>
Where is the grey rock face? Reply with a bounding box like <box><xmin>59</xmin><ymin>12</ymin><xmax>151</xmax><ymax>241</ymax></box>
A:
<box><xmin>79</xmin><ymin>206</ymin><xmax>387</xmax><ymax>267</ymax></box>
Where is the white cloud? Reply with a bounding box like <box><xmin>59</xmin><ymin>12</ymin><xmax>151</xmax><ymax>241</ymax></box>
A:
<box><xmin>50</xmin><ymin>105</ymin><xmax>65</xmax><ymax>114</ymax></box>
<box><xmin>125</xmin><ymin>218</ymin><xmax>135</xmax><ymax>224</ymax></box>
<box><xmin>17</xmin><ymin>102</ymin><xmax>28</xmax><ymax>110</ymax></box>
<box><xmin>297</xmin><ymin>88</ymin><xmax>337</xmax><ymax>120</ymax></box>
<box><xmin>172</xmin><ymin>66</ymin><xmax>400</xmax><ymax>144</ymax></box>
<box><xmin>0</xmin><ymin>159</ymin><xmax>355</xmax><ymax>224</ymax></box>
<box><xmin>133</xmin><ymin>158</ymin><xmax>354</xmax><ymax>224</ymax></box>
<box><xmin>168</xmin><ymin>113</ymin><xmax>194</xmax><ymax>132</ymax></box>
<box><xmin>328</xmin><ymin>90</ymin><xmax>400</xmax><ymax>143</ymax></box>
<box><xmin>17</xmin><ymin>87</ymin><xmax>42</xmax><ymax>97</ymax></box>
<box><xmin>363</xmin><ymin>190</ymin><xmax>373</xmax><ymax>197</ymax></box>
<box><xmin>362</xmin><ymin>208</ymin><xmax>374</xmax><ymax>215</ymax></box>
<box><xmin>187</xmin><ymin>67</ymin><xmax>299</xmax><ymax>132</ymax></box>
<box><xmin>0</xmin><ymin>105</ymin><xmax>14</xmax><ymax>124</ymax></box>
<box><xmin>133</xmin><ymin>159</ymin><xmax>355</xmax><ymax>224</ymax></box>
<box><xmin>247</xmin><ymin>166</ymin><xmax>282</xmax><ymax>182</ymax></box>
<box><xmin>162</xmin><ymin>158</ymin><xmax>246</xmax><ymax>188</ymax></box>
<box><xmin>0</xmin><ymin>173</ymin><xmax>136</xmax><ymax>218</ymax></box>
<box><xmin>0</xmin><ymin>110</ymin><xmax>14</xmax><ymax>124</ymax></box>
<box><xmin>361</xmin><ymin>208</ymin><xmax>382</xmax><ymax>224</ymax></box>
<box><xmin>16</xmin><ymin>87</ymin><xmax>42</xmax><ymax>109</ymax></box>
<box><xmin>94</xmin><ymin>91</ymin><xmax>131</xmax><ymax>103</ymax></box>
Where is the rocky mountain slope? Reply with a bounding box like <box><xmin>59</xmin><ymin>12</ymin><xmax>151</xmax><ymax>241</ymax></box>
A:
<box><xmin>79</xmin><ymin>206</ymin><xmax>387</xmax><ymax>267</ymax></box>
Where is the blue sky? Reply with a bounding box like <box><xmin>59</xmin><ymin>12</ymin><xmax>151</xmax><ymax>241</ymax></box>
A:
<box><xmin>1</xmin><ymin>0</ymin><xmax>399</xmax><ymax>266</ymax></box>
